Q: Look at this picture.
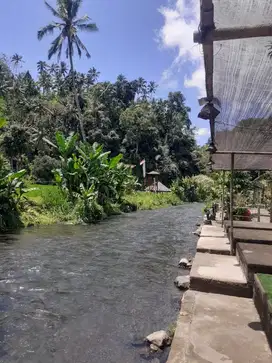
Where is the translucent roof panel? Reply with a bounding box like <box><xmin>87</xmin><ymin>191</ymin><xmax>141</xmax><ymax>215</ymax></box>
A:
<box><xmin>209</xmin><ymin>0</ymin><xmax>272</xmax><ymax>170</ymax></box>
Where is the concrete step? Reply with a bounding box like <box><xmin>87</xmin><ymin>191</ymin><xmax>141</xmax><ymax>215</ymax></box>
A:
<box><xmin>190</xmin><ymin>252</ymin><xmax>251</xmax><ymax>297</ymax></box>
<box><xmin>167</xmin><ymin>290</ymin><xmax>272</xmax><ymax>363</ymax></box>
<box><xmin>197</xmin><ymin>236</ymin><xmax>230</xmax><ymax>255</ymax></box>
<box><xmin>236</xmin><ymin>242</ymin><xmax>272</xmax><ymax>285</ymax></box>
<box><xmin>231</xmin><ymin>228</ymin><xmax>272</xmax><ymax>253</ymax></box>
<box><xmin>200</xmin><ymin>224</ymin><xmax>226</xmax><ymax>238</ymax></box>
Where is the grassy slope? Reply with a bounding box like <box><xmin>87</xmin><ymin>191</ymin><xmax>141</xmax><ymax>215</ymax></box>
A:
<box><xmin>258</xmin><ymin>273</ymin><xmax>272</xmax><ymax>303</ymax></box>
<box><xmin>125</xmin><ymin>191</ymin><xmax>182</xmax><ymax>210</ymax></box>
<box><xmin>22</xmin><ymin>184</ymin><xmax>76</xmax><ymax>226</ymax></box>
<box><xmin>22</xmin><ymin>185</ymin><xmax>182</xmax><ymax>227</ymax></box>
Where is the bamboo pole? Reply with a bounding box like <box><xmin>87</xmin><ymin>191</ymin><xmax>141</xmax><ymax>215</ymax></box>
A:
<box><xmin>221</xmin><ymin>171</ymin><xmax>225</xmax><ymax>227</ymax></box>
<box><xmin>230</xmin><ymin>153</ymin><xmax>234</xmax><ymax>255</ymax></box>
<box><xmin>257</xmin><ymin>204</ymin><xmax>261</xmax><ymax>222</ymax></box>
<box><xmin>270</xmin><ymin>182</ymin><xmax>272</xmax><ymax>224</ymax></box>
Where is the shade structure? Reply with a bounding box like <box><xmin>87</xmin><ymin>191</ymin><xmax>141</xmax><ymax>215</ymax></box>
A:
<box><xmin>196</xmin><ymin>0</ymin><xmax>272</xmax><ymax>170</ymax></box>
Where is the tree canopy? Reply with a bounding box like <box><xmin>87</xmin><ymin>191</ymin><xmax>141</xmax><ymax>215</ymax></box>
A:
<box><xmin>0</xmin><ymin>53</ymin><xmax>201</xmax><ymax>184</ymax></box>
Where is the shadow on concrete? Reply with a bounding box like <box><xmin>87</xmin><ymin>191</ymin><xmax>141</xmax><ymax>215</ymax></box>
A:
<box><xmin>248</xmin><ymin>321</ymin><xmax>264</xmax><ymax>332</ymax></box>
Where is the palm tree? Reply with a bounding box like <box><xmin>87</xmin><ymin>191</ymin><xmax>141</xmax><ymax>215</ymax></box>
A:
<box><xmin>11</xmin><ymin>54</ymin><xmax>24</xmax><ymax>74</ymax></box>
<box><xmin>37</xmin><ymin>0</ymin><xmax>98</xmax><ymax>141</ymax></box>
<box><xmin>147</xmin><ymin>81</ymin><xmax>157</xmax><ymax>97</ymax></box>
<box><xmin>60</xmin><ymin>61</ymin><xmax>68</xmax><ymax>77</ymax></box>
<box><xmin>37</xmin><ymin>61</ymin><xmax>48</xmax><ymax>75</ymax></box>
<box><xmin>86</xmin><ymin>67</ymin><xmax>100</xmax><ymax>86</ymax></box>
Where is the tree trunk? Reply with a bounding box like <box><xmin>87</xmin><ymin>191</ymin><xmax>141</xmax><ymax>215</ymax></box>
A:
<box><xmin>68</xmin><ymin>37</ymin><xmax>86</xmax><ymax>142</ymax></box>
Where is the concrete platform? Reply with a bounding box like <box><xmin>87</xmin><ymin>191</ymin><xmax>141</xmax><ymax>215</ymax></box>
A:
<box><xmin>224</xmin><ymin>220</ymin><xmax>272</xmax><ymax>232</ymax></box>
<box><xmin>237</xmin><ymin>242</ymin><xmax>272</xmax><ymax>284</ymax></box>
<box><xmin>197</xmin><ymin>236</ymin><xmax>230</xmax><ymax>255</ymax></box>
<box><xmin>190</xmin><ymin>252</ymin><xmax>251</xmax><ymax>297</ymax></box>
<box><xmin>167</xmin><ymin>290</ymin><xmax>272</xmax><ymax>363</ymax></box>
<box><xmin>200</xmin><ymin>224</ymin><xmax>226</xmax><ymax>238</ymax></box>
<box><xmin>231</xmin><ymin>228</ymin><xmax>272</xmax><ymax>252</ymax></box>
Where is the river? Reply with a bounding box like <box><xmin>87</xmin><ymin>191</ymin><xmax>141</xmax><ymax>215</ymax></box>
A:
<box><xmin>0</xmin><ymin>204</ymin><xmax>201</xmax><ymax>363</ymax></box>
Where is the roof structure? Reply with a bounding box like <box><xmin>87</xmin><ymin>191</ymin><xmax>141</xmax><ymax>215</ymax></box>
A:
<box><xmin>147</xmin><ymin>171</ymin><xmax>160</xmax><ymax>175</ymax></box>
<box><xmin>145</xmin><ymin>181</ymin><xmax>171</xmax><ymax>193</ymax></box>
<box><xmin>195</xmin><ymin>0</ymin><xmax>272</xmax><ymax>170</ymax></box>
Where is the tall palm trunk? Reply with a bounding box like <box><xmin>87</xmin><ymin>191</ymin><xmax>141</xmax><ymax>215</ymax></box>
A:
<box><xmin>68</xmin><ymin>37</ymin><xmax>86</xmax><ymax>142</ymax></box>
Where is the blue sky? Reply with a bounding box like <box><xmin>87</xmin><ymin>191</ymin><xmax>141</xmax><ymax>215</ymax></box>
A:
<box><xmin>0</xmin><ymin>0</ymin><xmax>210</xmax><ymax>144</ymax></box>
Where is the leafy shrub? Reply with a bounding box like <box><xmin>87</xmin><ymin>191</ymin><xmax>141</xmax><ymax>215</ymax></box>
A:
<box><xmin>32</xmin><ymin>155</ymin><xmax>60</xmax><ymax>183</ymax></box>
<box><xmin>53</xmin><ymin>132</ymin><xmax>138</xmax><ymax>223</ymax></box>
<box><xmin>125</xmin><ymin>191</ymin><xmax>181</xmax><ymax>210</ymax></box>
<box><xmin>174</xmin><ymin>175</ymin><xmax>217</xmax><ymax>202</ymax></box>
<box><xmin>0</xmin><ymin>169</ymin><xmax>28</xmax><ymax>231</ymax></box>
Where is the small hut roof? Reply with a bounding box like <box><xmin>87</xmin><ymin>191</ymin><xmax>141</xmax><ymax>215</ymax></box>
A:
<box><xmin>147</xmin><ymin>171</ymin><xmax>160</xmax><ymax>175</ymax></box>
<box><xmin>145</xmin><ymin>181</ymin><xmax>171</xmax><ymax>193</ymax></box>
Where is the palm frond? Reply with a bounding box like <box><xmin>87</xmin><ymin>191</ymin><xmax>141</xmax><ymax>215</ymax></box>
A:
<box><xmin>56</xmin><ymin>0</ymin><xmax>69</xmax><ymax>19</ymax></box>
<box><xmin>74</xmin><ymin>35</ymin><xmax>91</xmax><ymax>58</ymax></box>
<box><xmin>74</xmin><ymin>37</ymin><xmax>82</xmax><ymax>58</ymax></box>
<box><xmin>38</xmin><ymin>23</ymin><xmax>58</xmax><ymax>40</ymax></box>
<box><xmin>74</xmin><ymin>14</ymin><xmax>90</xmax><ymax>25</ymax></box>
<box><xmin>44</xmin><ymin>1</ymin><xmax>63</xmax><ymax>19</ymax></box>
<box><xmin>48</xmin><ymin>33</ymin><xmax>65</xmax><ymax>60</ymax></box>
<box><xmin>71</xmin><ymin>0</ymin><xmax>83</xmax><ymax>18</ymax></box>
<box><xmin>77</xmin><ymin>23</ymin><xmax>98</xmax><ymax>32</ymax></box>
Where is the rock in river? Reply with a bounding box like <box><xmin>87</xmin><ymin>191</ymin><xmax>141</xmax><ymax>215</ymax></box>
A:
<box><xmin>178</xmin><ymin>258</ymin><xmax>189</xmax><ymax>268</ymax></box>
<box><xmin>178</xmin><ymin>258</ymin><xmax>192</xmax><ymax>269</ymax></box>
<box><xmin>146</xmin><ymin>330</ymin><xmax>171</xmax><ymax>348</ymax></box>
<box><xmin>174</xmin><ymin>275</ymin><xmax>190</xmax><ymax>290</ymax></box>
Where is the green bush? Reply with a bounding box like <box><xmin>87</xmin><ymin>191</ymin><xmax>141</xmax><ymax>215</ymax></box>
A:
<box><xmin>173</xmin><ymin>175</ymin><xmax>217</xmax><ymax>202</ymax></box>
<box><xmin>32</xmin><ymin>155</ymin><xmax>60</xmax><ymax>183</ymax></box>
<box><xmin>125</xmin><ymin>191</ymin><xmax>181</xmax><ymax>210</ymax></box>
<box><xmin>0</xmin><ymin>169</ymin><xmax>28</xmax><ymax>231</ymax></box>
<box><xmin>53</xmin><ymin>132</ymin><xmax>138</xmax><ymax>223</ymax></box>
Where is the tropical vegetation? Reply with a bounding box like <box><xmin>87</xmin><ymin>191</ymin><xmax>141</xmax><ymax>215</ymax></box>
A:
<box><xmin>1</xmin><ymin>0</ymin><xmax>264</xmax><ymax>232</ymax></box>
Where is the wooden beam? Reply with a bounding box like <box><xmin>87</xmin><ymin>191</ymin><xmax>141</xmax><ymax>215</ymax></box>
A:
<box><xmin>194</xmin><ymin>24</ymin><xmax>272</xmax><ymax>44</ymax></box>
<box><xmin>199</xmin><ymin>0</ymin><xmax>214</xmax><ymax>105</ymax></box>
<box><xmin>215</xmin><ymin>151</ymin><xmax>272</xmax><ymax>156</ymax></box>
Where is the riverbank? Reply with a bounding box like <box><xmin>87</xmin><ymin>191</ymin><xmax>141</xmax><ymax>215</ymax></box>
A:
<box><xmin>167</xmin><ymin>221</ymin><xmax>272</xmax><ymax>362</ymax></box>
<box><xmin>21</xmin><ymin>185</ymin><xmax>182</xmax><ymax>227</ymax></box>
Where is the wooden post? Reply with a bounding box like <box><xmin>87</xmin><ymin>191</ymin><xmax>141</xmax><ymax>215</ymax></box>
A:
<box><xmin>270</xmin><ymin>182</ymin><xmax>272</xmax><ymax>223</ymax></box>
<box><xmin>257</xmin><ymin>204</ymin><xmax>261</xmax><ymax>222</ymax></box>
<box><xmin>230</xmin><ymin>153</ymin><xmax>234</xmax><ymax>255</ymax></box>
<box><xmin>221</xmin><ymin>171</ymin><xmax>225</xmax><ymax>227</ymax></box>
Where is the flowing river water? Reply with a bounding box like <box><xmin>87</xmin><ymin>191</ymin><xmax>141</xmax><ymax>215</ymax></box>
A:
<box><xmin>0</xmin><ymin>204</ymin><xmax>201</xmax><ymax>363</ymax></box>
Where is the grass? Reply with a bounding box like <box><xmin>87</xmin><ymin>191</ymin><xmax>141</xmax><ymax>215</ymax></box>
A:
<box><xmin>125</xmin><ymin>191</ymin><xmax>182</xmax><ymax>210</ymax></box>
<box><xmin>22</xmin><ymin>184</ymin><xmax>76</xmax><ymax>226</ymax></box>
<box><xmin>21</xmin><ymin>186</ymin><xmax>182</xmax><ymax>227</ymax></box>
<box><xmin>258</xmin><ymin>273</ymin><xmax>272</xmax><ymax>303</ymax></box>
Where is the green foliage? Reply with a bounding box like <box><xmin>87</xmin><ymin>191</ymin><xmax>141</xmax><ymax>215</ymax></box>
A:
<box><xmin>23</xmin><ymin>184</ymin><xmax>76</xmax><ymax>226</ymax></box>
<box><xmin>32</xmin><ymin>155</ymin><xmax>60</xmax><ymax>183</ymax></box>
<box><xmin>125</xmin><ymin>191</ymin><xmax>181</xmax><ymax>210</ymax></box>
<box><xmin>0</xmin><ymin>169</ymin><xmax>30</xmax><ymax>231</ymax></box>
<box><xmin>258</xmin><ymin>274</ymin><xmax>272</xmax><ymax>303</ymax></box>
<box><xmin>53</xmin><ymin>132</ymin><xmax>138</xmax><ymax>221</ymax></box>
<box><xmin>173</xmin><ymin>175</ymin><xmax>217</xmax><ymax>202</ymax></box>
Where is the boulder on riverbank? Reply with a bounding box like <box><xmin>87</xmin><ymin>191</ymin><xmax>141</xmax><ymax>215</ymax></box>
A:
<box><xmin>192</xmin><ymin>227</ymin><xmax>201</xmax><ymax>236</ymax></box>
<box><xmin>174</xmin><ymin>275</ymin><xmax>190</xmax><ymax>290</ymax></box>
<box><xmin>178</xmin><ymin>258</ymin><xmax>192</xmax><ymax>269</ymax></box>
<box><xmin>145</xmin><ymin>330</ymin><xmax>171</xmax><ymax>348</ymax></box>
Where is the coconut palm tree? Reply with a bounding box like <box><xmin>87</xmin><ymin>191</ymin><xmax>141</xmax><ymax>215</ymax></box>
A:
<box><xmin>37</xmin><ymin>0</ymin><xmax>98</xmax><ymax>141</ymax></box>
<box><xmin>11</xmin><ymin>54</ymin><xmax>24</xmax><ymax>74</ymax></box>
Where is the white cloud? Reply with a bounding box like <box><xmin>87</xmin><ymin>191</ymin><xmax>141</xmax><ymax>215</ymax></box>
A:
<box><xmin>195</xmin><ymin>128</ymin><xmax>210</xmax><ymax>137</ymax></box>
<box><xmin>158</xmin><ymin>0</ymin><xmax>205</xmax><ymax>97</ymax></box>
<box><xmin>159</xmin><ymin>68</ymin><xmax>179</xmax><ymax>91</ymax></box>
